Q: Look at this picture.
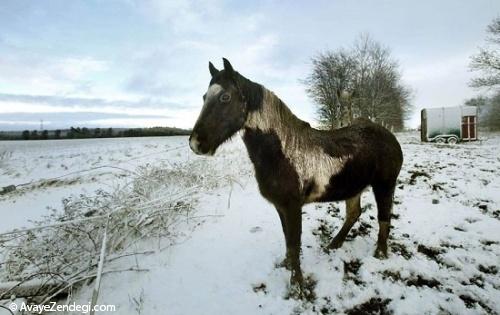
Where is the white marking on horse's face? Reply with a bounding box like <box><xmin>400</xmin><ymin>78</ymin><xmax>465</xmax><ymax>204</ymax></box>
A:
<box><xmin>205</xmin><ymin>84</ymin><xmax>223</xmax><ymax>103</ymax></box>
<box><xmin>197</xmin><ymin>83</ymin><xmax>222</xmax><ymax>117</ymax></box>
<box><xmin>194</xmin><ymin>83</ymin><xmax>223</xmax><ymax>126</ymax></box>
<box><xmin>245</xmin><ymin>89</ymin><xmax>349</xmax><ymax>202</ymax></box>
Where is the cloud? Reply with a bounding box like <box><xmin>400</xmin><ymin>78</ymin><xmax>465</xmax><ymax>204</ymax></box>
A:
<box><xmin>0</xmin><ymin>93</ymin><xmax>190</xmax><ymax>110</ymax></box>
<box><xmin>0</xmin><ymin>118</ymin><xmax>174</xmax><ymax>131</ymax></box>
<box><xmin>0</xmin><ymin>93</ymin><xmax>194</xmax><ymax>130</ymax></box>
<box><xmin>0</xmin><ymin>54</ymin><xmax>109</xmax><ymax>95</ymax></box>
<box><xmin>0</xmin><ymin>112</ymin><xmax>169</xmax><ymax>122</ymax></box>
<box><xmin>134</xmin><ymin>0</ymin><xmax>224</xmax><ymax>34</ymax></box>
<box><xmin>52</xmin><ymin>57</ymin><xmax>108</xmax><ymax>81</ymax></box>
<box><xmin>123</xmin><ymin>0</ymin><xmax>282</xmax><ymax>98</ymax></box>
<box><xmin>0</xmin><ymin>110</ymin><xmax>177</xmax><ymax>131</ymax></box>
<box><xmin>0</xmin><ymin>111</ymin><xmax>171</xmax><ymax>130</ymax></box>
<box><xmin>120</xmin><ymin>0</ymin><xmax>320</xmax><ymax>125</ymax></box>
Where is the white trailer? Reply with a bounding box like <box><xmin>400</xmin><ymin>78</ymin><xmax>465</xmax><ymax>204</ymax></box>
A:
<box><xmin>420</xmin><ymin>106</ymin><xmax>477</xmax><ymax>144</ymax></box>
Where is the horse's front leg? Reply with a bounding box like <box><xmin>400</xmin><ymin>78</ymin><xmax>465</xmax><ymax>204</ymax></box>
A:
<box><xmin>288</xmin><ymin>215</ymin><xmax>303</xmax><ymax>292</ymax></box>
<box><xmin>280</xmin><ymin>205</ymin><xmax>304</xmax><ymax>295</ymax></box>
<box><xmin>275</xmin><ymin>209</ymin><xmax>292</xmax><ymax>270</ymax></box>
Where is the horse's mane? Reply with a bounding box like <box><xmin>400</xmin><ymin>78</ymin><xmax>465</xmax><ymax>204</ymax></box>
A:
<box><xmin>243</xmin><ymin>81</ymin><xmax>310</xmax><ymax>133</ymax></box>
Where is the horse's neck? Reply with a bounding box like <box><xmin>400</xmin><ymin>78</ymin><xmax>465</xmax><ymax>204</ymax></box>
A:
<box><xmin>242</xmin><ymin>87</ymin><xmax>323</xmax><ymax>176</ymax></box>
<box><xmin>244</xmin><ymin>88</ymin><xmax>311</xmax><ymax>139</ymax></box>
<box><xmin>242</xmin><ymin>88</ymin><xmax>348</xmax><ymax>195</ymax></box>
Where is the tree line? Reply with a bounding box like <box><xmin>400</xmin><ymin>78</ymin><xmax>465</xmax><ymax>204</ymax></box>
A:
<box><xmin>0</xmin><ymin>126</ymin><xmax>191</xmax><ymax>141</ymax></box>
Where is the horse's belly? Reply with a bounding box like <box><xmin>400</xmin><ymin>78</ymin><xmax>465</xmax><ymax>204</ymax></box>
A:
<box><xmin>316</xmin><ymin>184</ymin><xmax>366</xmax><ymax>202</ymax></box>
<box><xmin>307</xmin><ymin>164</ymin><xmax>373</xmax><ymax>203</ymax></box>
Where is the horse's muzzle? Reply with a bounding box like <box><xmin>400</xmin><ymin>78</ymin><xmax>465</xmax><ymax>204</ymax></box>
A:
<box><xmin>189</xmin><ymin>133</ymin><xmax>201</xmax><ymax>154</ymax></box>
<box><xmin>189</xmin><ymin>133</ymin><xmax>214</xmax><ymax>156</ymax></box>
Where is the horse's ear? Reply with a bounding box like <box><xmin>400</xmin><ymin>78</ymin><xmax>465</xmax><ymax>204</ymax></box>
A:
<box><xmin>222</xmin><ymin>58</ymin><xmax>235</xmax><ymax>77</ymax></box>
<box><xmin>209</xmin><ymin>62</ymin><xmax>219</xmax><ymax>77</ymax></box>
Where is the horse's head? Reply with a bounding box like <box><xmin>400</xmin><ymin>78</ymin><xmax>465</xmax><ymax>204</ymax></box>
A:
<box><xmin>189</xmin><ymin>58</ymin><xmax>248</xmax><ymax>155</ymax></box>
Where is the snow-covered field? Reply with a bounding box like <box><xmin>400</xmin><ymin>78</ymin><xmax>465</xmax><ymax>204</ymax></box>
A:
<box><xmin>1</xmin><ymin>132</ymin><xmax>499</xmax><ymax>315</ymax></box>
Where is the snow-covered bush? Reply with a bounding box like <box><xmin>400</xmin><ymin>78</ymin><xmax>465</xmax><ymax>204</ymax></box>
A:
<box><xmin>0</xmin><ymin>161</ymin><xmax>226</xmax><ymax>302</ymax></box>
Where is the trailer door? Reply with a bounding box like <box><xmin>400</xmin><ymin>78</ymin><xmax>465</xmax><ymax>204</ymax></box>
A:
<box><xmin>421</xmin><ymin>110</ymin><xmax>427</xmax><ymax>141</ymax></box>
<box><xmin>461</xmin><ymin>116</ymin><xmax>477</xmax><ymax>140</ymax></box>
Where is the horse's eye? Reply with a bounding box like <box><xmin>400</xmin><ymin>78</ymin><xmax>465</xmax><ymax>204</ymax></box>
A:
<box><xmin>220</xmin><ymin>93</ymin><xmax>231</xmax><ymax>103</ymax></box>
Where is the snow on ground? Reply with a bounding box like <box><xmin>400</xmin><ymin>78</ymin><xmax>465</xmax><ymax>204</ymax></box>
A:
<box><xmin>1</xmin><ymin>132</ymin><xmax>499</xmax><ymax>315</ymax></box>
<box><xmin>0</xmin><ymin>136</ymin><xmax>189</xmax><ymax>233</ymax></box>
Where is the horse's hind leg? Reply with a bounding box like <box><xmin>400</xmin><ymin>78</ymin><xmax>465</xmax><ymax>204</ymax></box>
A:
<box><xmin>328</xmin><ymin>193</ymin><xmax>361</xmax><ymax>250</ymax></box>
<box><xmin>373</xmin><ymin>184</ymin><xmax>395</xmax><ymax>259</ymax></box>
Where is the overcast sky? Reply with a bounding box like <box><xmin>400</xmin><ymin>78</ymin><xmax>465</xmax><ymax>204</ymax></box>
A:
<box><xmin>1</xmin><ymin>0</ymin><xmax>499</xmax><ymax>131</ymax></box>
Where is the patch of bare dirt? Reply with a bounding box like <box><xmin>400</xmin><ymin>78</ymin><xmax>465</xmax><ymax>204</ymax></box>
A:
<box><xmin>345</xmin><ymin>297</ymin><xmax>392</xmax><ymax>315</ymax></box>
<box><xmin>343</xmin><ymin>259</ymin><xmax>364</xmax><ymax>285</ymax></box>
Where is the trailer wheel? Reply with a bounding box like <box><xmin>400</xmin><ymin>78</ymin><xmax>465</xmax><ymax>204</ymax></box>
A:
<box><xmin>447</xmin><ymin>137</ymin><xmax>458</xmax><ymax>144</ymax></box>
<box><xmin>435</xmin><ymin>137</ymin><xmax>446</xmax><ymax>143</ymax></box>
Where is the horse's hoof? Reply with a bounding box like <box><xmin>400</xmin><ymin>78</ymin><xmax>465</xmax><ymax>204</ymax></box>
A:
<box><xmin>275</xmin><ymin>257</ymin><xmax>292</xmax><ymax>270</ymax></box>
<box><xmin>287</xmin><ymin>274</ymin><xmax>316</xmax><ymax>301</ymax></box>
<box><xmin>288</xmin><ymin>281</ymin><xmax>305</xmax><ymax>300</ymax></box>
<box><xmin>374</xmin><ymin>247</ymin><xmax>388</xmax><ymax>259</ymax></box>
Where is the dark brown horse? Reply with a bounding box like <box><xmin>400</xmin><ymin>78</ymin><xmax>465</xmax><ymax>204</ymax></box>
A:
<box><xmin>189</xmin><ymin>58</ymin><xmax>403</xmax><ymax>296</ymax></box>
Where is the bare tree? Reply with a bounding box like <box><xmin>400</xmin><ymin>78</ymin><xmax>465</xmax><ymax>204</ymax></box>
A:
<box><xmin>470</xmin><ymin>17</ymin><xmax>500</xmax><ymax>89</ymax></box>
<box><xmin>305</xmin><ymin>34</ymin><xmax>412</xmax><ymax>130</ymax></box>
<box><xmin>306</xmin><ymin>49</ymin><xmax>357</xmax><ymax>128</ymax></box>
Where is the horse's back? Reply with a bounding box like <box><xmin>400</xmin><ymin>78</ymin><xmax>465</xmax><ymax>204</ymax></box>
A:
<box><xmin>325</xmin><ymin>119</ymin><xmax>401</xmax><ymax>156</ymax></box>
<box><xmin>325</xmin><ymin>120</ymin><xmax>403</xmax><ymax>191</ymax></box>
